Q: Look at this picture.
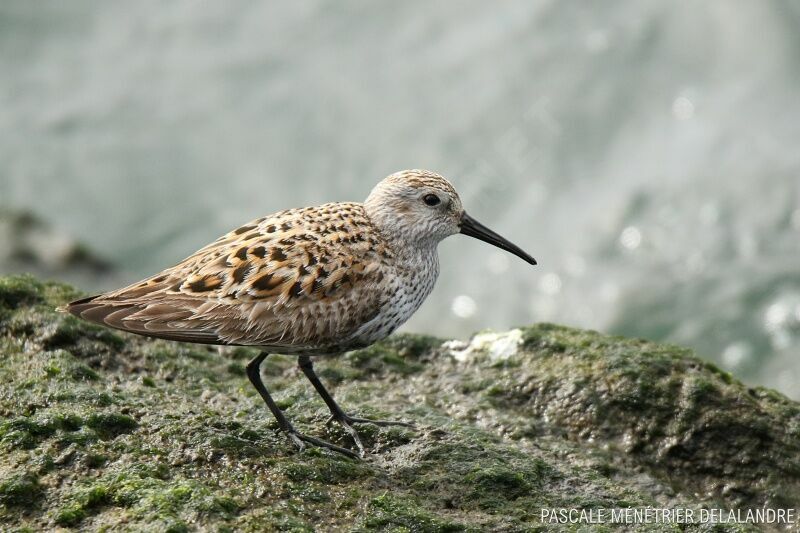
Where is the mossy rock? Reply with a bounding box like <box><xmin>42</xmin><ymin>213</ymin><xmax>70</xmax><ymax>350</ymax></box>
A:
<box><xmin>0</xmin><ymin>275</ymin><xmax>795</xmax><ymax>531</ymax></box>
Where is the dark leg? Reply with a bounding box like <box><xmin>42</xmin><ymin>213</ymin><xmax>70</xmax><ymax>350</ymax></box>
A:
<box><xmin>246</xmin><ymin>352</ymin><xmax>358</xmax><ymax>459</ymax></box>
<box><xmin>297</xmin><ymin>355</ymin><xmax>413</xmax><ymax>456</ymax></box>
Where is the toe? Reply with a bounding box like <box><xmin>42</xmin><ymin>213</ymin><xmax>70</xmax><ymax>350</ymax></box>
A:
<box><xmin>336</xmin><ymin>419</ymin><xmax>366</xmax><ymax>457</ymax></box>
<box><xmin>288</xmin><ymin>430</ymin><xmax>360</xmax><ymax>459</ymax></box>
<box><xmin>346</xmin><ymin>415</ymin><xmax>414</xmax><ymax>428</ymax></box>
<box><xmin>286</xmin><ymin>431</ymin><xmax>306</xmax><ymax>452</ymax></box>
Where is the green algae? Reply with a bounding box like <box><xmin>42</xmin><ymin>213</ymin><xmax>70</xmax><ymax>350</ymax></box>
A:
<box><xmin>0</xmin><ymin>275</ymin><xmax>796</xmax><ymax>531</ymax></box>
<box><xmin>84</xmin><ymin>413</ymin><xmax>138</xmax><ymax>439</ymax></box>
<box><xmin>344</xmin><ymin>341</ymin><xmax>425</xmax><ymax>377</ymax></box>
<box><xmin>278</xmin><ymin>457</ymin><xmax>369</xmax><ymax>485</ymax></box>
<box><xmin>0</xmin><ymin>413</ymin><xmax>83</xmax><ymax>450</ymax></box>
<box><xmin>53</xmin><ymin>463</ymin><xmax>240</xmax><ymax>527</ymax></box>
<box><xmin>0</xmin><ymin>411</ymin><xmax>136</xmax><ymax>453</ymax></box>
<box><xmin>356</xmin><ymin>494</ymin><xmax>468</xmax><ymax>532</ymax></box>
<box><xmin>0</xmin><ymin>473</ymin><xmax>42</xmax><ymax>507</ymax></box>
<box><xmin>494</xmin><ymin>324</ymin><xmax>800</xmax><ymax>509</ymax></box>
<box><xmin>0</xmin><ymin>275</ymin><xmax>45</xmax><ymax>310</ymax></box>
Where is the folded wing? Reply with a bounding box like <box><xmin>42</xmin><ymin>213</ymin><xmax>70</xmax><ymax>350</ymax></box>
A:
<box><xmin>63</xmin><ymin>203</ymin><xmax>390</xmax><ymax>352</ymax></box>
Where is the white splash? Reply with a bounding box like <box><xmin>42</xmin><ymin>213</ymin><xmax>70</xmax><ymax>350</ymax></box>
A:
<box><xmin>444</xmin><ymin>329</ymin><xmax>524</xmax><ymax>363</ymax></box>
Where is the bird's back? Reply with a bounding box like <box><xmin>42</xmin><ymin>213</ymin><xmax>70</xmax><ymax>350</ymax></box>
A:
<box><xmin>63</xmin><ymin>202</ymin><xmax>430</xmax><ymax>354</ymax></box>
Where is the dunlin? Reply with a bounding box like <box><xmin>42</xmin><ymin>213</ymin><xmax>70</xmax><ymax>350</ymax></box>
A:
<box><xmin>63</xmin><ymin>170</ymin><xmax>536</xmax><ymax>458</ymax></box>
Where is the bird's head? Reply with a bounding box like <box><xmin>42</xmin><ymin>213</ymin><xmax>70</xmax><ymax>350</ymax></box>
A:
<box><xmin>364</xmin><ymin>169</ymin><xmax>536</xmax><ymax>265</ymax></box>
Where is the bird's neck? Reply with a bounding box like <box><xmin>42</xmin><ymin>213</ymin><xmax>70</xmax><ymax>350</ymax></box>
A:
<box><xmin>362</xmin><ymin>201</ymin><xmax>440</xmax><ymax>265</ymax></box>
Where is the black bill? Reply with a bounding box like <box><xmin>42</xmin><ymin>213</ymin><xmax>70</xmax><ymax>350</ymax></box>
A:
<box><xmin>459</xmin><ymin>212</ymin><xmax>537</xmax><ymax>265</ymax></box>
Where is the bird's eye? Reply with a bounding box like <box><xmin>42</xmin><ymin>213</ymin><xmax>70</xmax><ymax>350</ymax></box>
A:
<box><xmin>423</xmin><ymin>194</ymin><xmax>441</xmax><ymax>206</ymax></box>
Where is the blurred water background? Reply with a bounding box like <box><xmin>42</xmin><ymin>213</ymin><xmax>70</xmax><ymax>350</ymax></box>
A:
<box><xmin>1</xmin><ymin>1</ymin><xmax>798</xmax><ymax>398</ymax></box>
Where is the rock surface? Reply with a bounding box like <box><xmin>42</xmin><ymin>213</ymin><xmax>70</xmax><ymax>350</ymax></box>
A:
<box><xmin>0</xmin><ymin>274</ymin><xmax>797</xmax><ymax>531</ymax></box>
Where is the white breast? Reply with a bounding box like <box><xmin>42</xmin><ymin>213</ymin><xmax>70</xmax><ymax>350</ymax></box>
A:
<box><xmin>349</xmin><ymin>251</ymin><xmax>440</xmax><ymax>346</ymax></box>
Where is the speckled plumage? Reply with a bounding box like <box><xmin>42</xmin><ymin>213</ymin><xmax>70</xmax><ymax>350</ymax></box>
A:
<box><xmin>63</xmin><ymin>169</ymin><xmax>536</xmax><ymax>457</ymax></box>
<box><xmin>66</xmin><ymin>172</ymin><xmax>450</xmax><ymax>355</ymax></box>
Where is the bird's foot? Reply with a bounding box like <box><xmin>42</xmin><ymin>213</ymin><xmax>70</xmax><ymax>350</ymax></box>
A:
<box><xmin>283</xmin><ymin>428</ymin><xmax>360</xmax><ymax>459</ymax></box>
<box><xmin>329</xmin><ymin>416</ymin><xmax>366</xmax><ymax>457</ymax></box>
<box><xmin>324</xmin><ymin>412</ymin><xmax>415</xmax><ymax>457</ymax></box>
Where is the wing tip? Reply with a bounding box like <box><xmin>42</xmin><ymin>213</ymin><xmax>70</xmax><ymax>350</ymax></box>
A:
<box><xmin>59</xmin><ymin>295</ymin><xmax>101</xmax><ymax>317</ymax></box>
<box><xmin>59</xmin><ymin>294</ymin><xmax>226</xmax><ymax>345</ymax></box>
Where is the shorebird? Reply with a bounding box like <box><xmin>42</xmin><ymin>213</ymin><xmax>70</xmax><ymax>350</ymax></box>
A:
<box><xmin>63</xmin><ymin>170</ymin><xmax>536</xmax><ymax>458</ymax></box>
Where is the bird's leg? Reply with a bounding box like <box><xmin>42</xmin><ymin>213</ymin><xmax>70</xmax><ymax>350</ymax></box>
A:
<box><xmin>246</xmin><ymin>351</ymin><xmax>358</xmax><ymax>459</ymax></box>
<box><xmin>297</xmin><ymin>355</ymin><xmax>413</xmax><ymax>455</ymax></box>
